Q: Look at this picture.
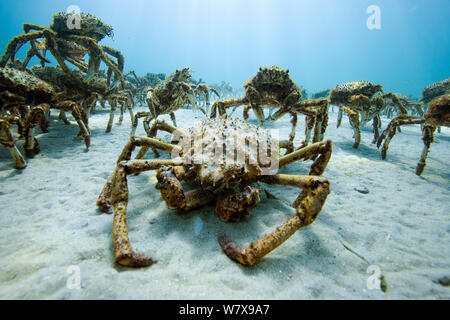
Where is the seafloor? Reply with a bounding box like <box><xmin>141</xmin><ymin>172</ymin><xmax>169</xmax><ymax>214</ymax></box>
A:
<box><xmin>0</xmin><ymin>104</ymin><xmax>448</xmax><ymax>299</ymax></box>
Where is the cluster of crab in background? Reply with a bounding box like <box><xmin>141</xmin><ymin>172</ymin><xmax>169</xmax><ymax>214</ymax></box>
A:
<box><xmin>0</xmin><ymin>11</ymin><xmax>448</xmax><ymax>269</ymax></box>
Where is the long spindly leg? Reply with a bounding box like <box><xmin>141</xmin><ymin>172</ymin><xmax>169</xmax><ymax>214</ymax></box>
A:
<box><xmin>0</xmin><ymin>31</ymin><xmax>45</xmax><ymax>67</ymax></box>
<box><xmin>118</xmin><ymin>102</ymin><xmax>124</xmax><ymax>124</ymax></box>
<box><xmin>376</xmin><ymin>115</ymin><xmax>424</xmax><ymax>159</ymax></box>
<box><xmin>372</xmin><ymin>115</ymin><xmax>381</xmax><ymax>144</ymax></box>
<box><xmin>127</xmin><ymin>100</ymin><xmax>135</xmax><ymax>125</ymax></box>
<box><xmin>131</xmin><ymin>111</ymin><xmax>153</xmax><ymax>136</ymax></box>
<box><xmin>303</xmin><ymin>116</ymin><xmax>315</xmax><ymax>148</ymax></box>
<box><xmin>219</xmin><ymin>174</ymin><xmax>330</xmax><ymax>266</ymax></box>
<box><xmin>97</xmin><ymin>135</ymin><xmax>180</xmax><ymax>213</ymax></box>
<box><xmin>319</xmin><ymin>110</ymin><xmax>329</xmax><ymax>142</ymax></box>
<box><xmin>106</xmin><ymin>99</ymin><xmax>117</xmax><ymax>133</ymax></box>
<box><xmin>23</xmin><ymin>104</ymin><xmax>51</xmax><ymax>158</ymax></box>
<box><xmin>243</xmin><ymin>104</ymin><xmax>251</xmax><ymax>120</ymax></box>
<box><xmin>279</xmin><ymin>139</ymin><xmax>332</xmax><ymax>176</ymax></box>
<box><xmin>59</xmin><ymin>111</ymin><xmax>71</xmax><ymax>125</ymax></box>
<box><xmin>287</xmin><ymin>112</ymin><xmax>298</xmax><ymax>151</ymax></box>
<box><xmin>381</xmin><ymin>92</ymin><xmax>408</xmax><ymax>115</ymax></box>
<box><xmin>251</xmin><ymin>104</ymin><xmax>266</xmax><ymax>127</ymax></box>
<box><xmin>109</xmin><ymin>161</ymin><xmax>212</xmax><ymax>268</ymax></box>
<box><xmin>169</xmin><ymin>112</ymin><xmax>177</xmax><ymax>127</ymax></box>
<box><xmin>268</xmin><ymin>107</ymin><xmax>288</xmax><ymax>123</ymax></box>
<box><xmin>210</xmin><ymin>97</ymin><xmax>247</xmax><ymax>118</ymax></box>
<box><xmin>337</xmin><ymin>106</ymin><xmax>344</xmax><ymax>128</ymax></box>
<box><xmin>21</xmin><ymin>44</ymin><xmax>50</xmax><ymax>70</ymax></box>
<box><xmin>194</xmin><ymin>84</ymin><xmax>211</xmax><ymax>115</ymax></box>
<box><xmin>416</xmin><ymin>121</ymin><xmax>437</xmax><ymax>176</ymax></box>
<box><xmin>102</xmin><ymin>45</ymin><xmax>124</xmax><ymax>73</ymax></box>
<box><xmin>22</xmin><ymin>25</ymin><xmax>50</xmax><ymax>67</ymax></box>
<box><xmin>0</xmin><ymin>119</ymin><xmax>27</xmax><ymax>169</ymax></box>
<box><xmin>135</xmin><ymin>120</ymin><xmax>177</xmax><ymax>159</ymax></box>
<box><xmin>39</xmin><ymin>30</ymin><xmax>84</xmax><ymax>86</ymax></box>
<box><xmin>343</xmin><ymin>107</ymin><xmax>361</xmax><ymax>148</ymax></box>
<box><xmin>57</xmin><ymin>101</ymin><xmax>91</xmax><ymax>148</ymax></box>
<box><xmin>110</xmin><ymin>160</ymin><xmax>174</xmax><ymax>267</ymax></box>
<box><xmin>67</xmin><ymin>35</ymin><xmax>124</xmax><ymax>87</ymax></box>
<box><xmin>208</xmin><ymin>88</ymin><xmax>221</xmax><ymax>115</ymax></box>
<box><xmin>295</xmin><ymin>98</ymin><xmax>329</xmax><ymax>144</ymax></box>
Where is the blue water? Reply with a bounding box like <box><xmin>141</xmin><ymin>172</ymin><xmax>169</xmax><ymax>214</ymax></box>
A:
<box><xmin>1</xmin><ymin>0</ymin><xmax>449</xmax><ymax>97</ymax></box>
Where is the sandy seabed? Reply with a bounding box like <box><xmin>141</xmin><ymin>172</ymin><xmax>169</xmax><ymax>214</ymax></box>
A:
<box><xmin>0</xmin><ymin>104</ymin><xmax>449</xmax><ymax>300</ymax></box>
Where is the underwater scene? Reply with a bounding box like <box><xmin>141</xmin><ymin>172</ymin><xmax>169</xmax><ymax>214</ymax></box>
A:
<box><xmin>0</xmin><ymin>0</ymin><xmax>448</xmax><ymax>300</ymax></box>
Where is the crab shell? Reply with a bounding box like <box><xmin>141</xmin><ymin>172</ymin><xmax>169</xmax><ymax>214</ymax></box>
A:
<box><xmin>421</xmin><ymin>78</ymin><xmax>450</xmax><ymax>104</ymax></box>
<box><xmin>244</xmin><ymin>66</ymin><xmax>301</xmax><ymax>99</ymax></box>
<box><xmin>51</xmin><ymin>12</ymin><xmax>114</xmax><ymax>41</ymax></box>
<box><xmin>150</xmin><ymin>78</ymin><xmax>196</xmax><ymax>116</ymax></box>
<box><xmin>30</xmin><ymin>66</ymin><xmax>109</xmax><ymax>97</ymax></box>
<box><xmin>174</xmin><ymin>118</ymin><xmax>278</xmax><ymax>189</ymax></box>
<box><xmin>329</xmin><ymin>81</ymin><xmax>383</xmax><ymax>105</ymax></box>
<box><xmin>0</xmin><ymin>67</ymin><xmax>57</xmax><ymax>105</ymax></box>
<box><xmin>427</xmin><ymin>94</ymin><xmax>450</xmax><ymax>124</ymax></box>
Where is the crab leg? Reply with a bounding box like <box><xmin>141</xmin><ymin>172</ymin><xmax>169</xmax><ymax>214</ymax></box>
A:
<box><xmin>66</xmin><ymin>35</ymin><xmax>124</xmax><ymax>88</ymax></box>
<box><xmin>110</xmin><ymin>160</ymin><xmax>213</xmax><ymax>268</ymax></box>
<box><xmin>251</xmin><ymin>104</ymin><xmax>266</xmax><ymax>126</ymax></box>
<box><xmin>118</xmin><ymin>102</ymin><xmax>124</xmax><ymax>124</ymax></box>
<box><xmin>243</xmin><ymin>105</ymin><xmax>251</xmax><ymax>120</ymax></box>
<box><xmin>131</xmin><ymin>111</ymin><xmax>153</xmax><ymax>136</ymax></box>
<box><xmin>210</xmin><ymin>97</ymin><xmax>247</xmax><ymax>118</ymax></box>
<box><xmin>111</xmin><ymin>161</ymin><xmax>166</xmax><ymax>267</ymax></box>
<box><xmin>342</xmin><ymin>107</ymin><xmax>361</xmax><ymax>148</ymax></box>
<box><xmin>0</xmin><ymin>119</ymin><xmax>27</xmax><ymax>169</ymax></box>
<box><xmin>22</xmin><ymin>104</ymin><xmax>51</xmax><ymax>158</ymax></box>
<box><xmin>337</xmin><ymin>107</ymin><xmax>344</xmax><ymax>128</ymax></box>
<box><xmin>280</xmin><ymin>139</ymin><xmax>332</xmax><ymax>176</ymax></box>
<box><xmin>101</xmin><ymin>45</ymin><xmax>125</xmax><ymax>73</ymax></box>
<box><xmin>0</xmin><ymin>31</ymin><xmax>46</xmax><ymax>67</ymax></box>
<box><xmin>135</xmin><ymin>120</ymin><xmax>177</xmax><ymax>159</ymax></box>
<box><xmin>106</xmin><ymin>99</ymin><xmax>117</xmax><ymax>133</ymax></box>
<box><xmin>169</xmin><ymin>112</ymin><xmax>177</xmax><ymax>127</ymax></box>
<box><xmin>293</xmin><ymin>98</ymin><xmax>329</xmax><ymax>145</ymax></box>
<box><xmin>372</xmin><ymin>115</ymin><xmax>381</xmax><ymax>144</ymax></box>
<box><xmin>58</xmin><ymin>111</ymin><xmax>71</xmax><ymax>125</ymax></box>
<box><xmin>21</xmin><ymin>45</ymin><xmax>50</xmax><ymax>70</ymax></box>
<box><xmin>416</xmin><ymin>120</ymin><xmax>438</xmax><ymax>176</ymax></box>
<box><xmin>381</xmin><ymin>92</ymin><xmax>408</xmax><ymax>115</ymax></box>
<box><xmin>376</xmin><ymin>115</ymin><xmax>425</xmax><ymax>159</ymax></box>
<box><xmin>219</xmin><ymin>174</ymin><xmax>330</xmax><ymax>266</ymax></box>
<box><xmin>57</xmin><ymin>101</ymin><xmax>91</xmax><ymax>148</ymax></box>
<box><xmin>97</xmin><ymin>136</ymin><xmax>179</xmax><ymax>213</ymax></box>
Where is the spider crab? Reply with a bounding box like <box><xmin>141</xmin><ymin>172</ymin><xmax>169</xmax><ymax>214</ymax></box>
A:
<box><xmin>210</xmin><ymin>66</ymin><xmax>329</xmax><ymax>152</ymax></box>
<box><xmin>329</xmin><ymin>81</ymin><xmax>407</xmax><ymax>148</ymax></box>
<box><xmin>124</xmin><ymin>70</ymin><xmax>165</xmax><ymax>106</ymax></box>
<box><xmin>0</xmin><ymin>67</ymin><xmax>90</xmax><ymax>168</ymax></box>
<box><xmin>131</xmin><ymin>68</ymin><xmax>219</xmax><ymax>136</ymax></box>
<box><xmin>97</xmin><ymin>118</ymin><xmax>332</xmax><ymax>267</ymax></box>
<box><xmin>377</xmin><ymin>94</ymin><xmax>449</xmax><ymax>176</ymax></box>
<box><xmin>30</xmin><ymin>65</ymin><xmax>134</xmax><ymax>133</ymax></box>
<box><xmin>0</xmin><ymin>12</ymin><xmax>124</xmax><ymax>88</ymax></box>
<box><xmin>420</xmin><ymin>78</ymin><xmax>450</xmax><ymax>106</ymax></box>
<box><xmin>419</xmin><ymin>78</ymin><xmax>450</xmax><ymax>134</ymax></box>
